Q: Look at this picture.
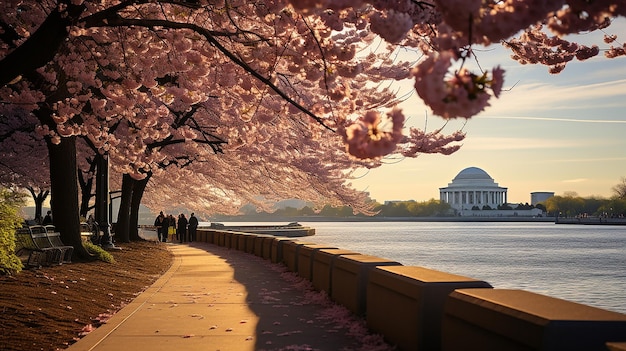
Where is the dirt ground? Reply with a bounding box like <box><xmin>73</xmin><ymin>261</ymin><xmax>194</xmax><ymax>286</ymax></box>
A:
<box><xmin>0</xmin><ymin>240</ymin><xmax>173</xmax><ymax>351</ymax></box>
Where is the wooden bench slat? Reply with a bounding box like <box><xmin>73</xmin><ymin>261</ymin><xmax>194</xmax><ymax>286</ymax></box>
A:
<box><xmin>14</xmin><ymin>228</ymin><xmax>57</xmax><ymax>267</ymax></box>
<box><xmin>14</xmin><ymin>225</ymin><xmax>75</xmax><ymax>267</ymax></box>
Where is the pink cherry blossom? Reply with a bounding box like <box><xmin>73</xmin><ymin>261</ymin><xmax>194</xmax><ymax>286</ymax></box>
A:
<box><xmin>341</xmin><ymin>109</ymin><xmax>405</xmax><ymax>159</ymax></box>
<box><xmin>0</xmin><ymin>0</ymin><xmax>623</xmax><ymax>227</ymax></box>
<box><xmin>411</xmin><ymin>52</ymin><xmax>504</xmax><ymax>119</ymax></box>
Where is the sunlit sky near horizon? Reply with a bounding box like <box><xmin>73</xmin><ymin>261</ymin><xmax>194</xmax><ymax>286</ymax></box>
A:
<box><xmin>352</xmin><ymin>20</ymin><xmax>626</xmax><ymax>204</ymax></box>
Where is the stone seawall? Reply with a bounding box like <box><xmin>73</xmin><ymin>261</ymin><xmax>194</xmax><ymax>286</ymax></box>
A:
<box><xmin>195</xmin><ymin>228</ymin><xmax>626</xmax><ymax>351</ymax></box>
<box><xmin>556</xmin><ymin>217</ymin><xmax>626</xmax><ymax>225</ymax></box>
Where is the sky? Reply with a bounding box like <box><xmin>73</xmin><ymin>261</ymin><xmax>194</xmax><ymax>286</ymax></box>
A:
<box><xmin>352</xmin><ymin>20</ymin><xmax>626</xmax><ymax>204</ymax></box>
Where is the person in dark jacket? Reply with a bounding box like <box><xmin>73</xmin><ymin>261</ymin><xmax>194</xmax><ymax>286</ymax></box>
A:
<box><xmin>188</xmin><ymin>213</ymin><xmax>198</xmax><ymax>242</ymax></box>
<box><xmin>42</xmin><ymin>211</ymin><xmax>53</xmax><ymax>225</ymax></box>
<box><xmin>177</xmin><ymin>213</ymin><xmax>188</xmax><ymax>243</ymax></box>
<box><xmin>154</xmin><ymin>211</ymin><xmax>166</xmax><ymax>242</ymax></box>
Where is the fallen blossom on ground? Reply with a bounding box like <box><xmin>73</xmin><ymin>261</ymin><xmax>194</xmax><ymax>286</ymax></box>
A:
<box><xmin>78</xmin><ymin>324</ymin><xmax>94</xmax><ymax>337</ymax></box>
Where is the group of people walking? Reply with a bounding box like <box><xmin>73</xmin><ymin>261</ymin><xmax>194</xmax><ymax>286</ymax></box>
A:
<box><xmin>154</xmin><ymin>211</ymin><xmax>198</xmax><ymax>243</ymax></box>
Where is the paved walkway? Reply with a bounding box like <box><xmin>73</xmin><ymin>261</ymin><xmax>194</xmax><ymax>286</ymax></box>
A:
<box><xmin>68</xmin><ymin>241</ymin><xmax>389</xmax><ymax>351</ymax></box>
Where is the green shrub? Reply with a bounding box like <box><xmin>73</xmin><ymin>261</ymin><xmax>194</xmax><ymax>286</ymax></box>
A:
<box><xmin>83</xmin><ymin>241</ymin><xmax>115</xmax><ymax>263</ymax></box>
<box><xmin>0</xmin><ymin>189</ymin><xmax>26</xmax><ymax>275</ymax></box>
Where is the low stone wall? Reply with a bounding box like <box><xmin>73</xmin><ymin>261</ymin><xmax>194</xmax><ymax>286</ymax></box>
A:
<box><xmin>196</xmin><ymin>229</ymin><xmax>626</xmax><ymax>351</ymax></box>
<box><xmin>367</xmin><ymin>266</ymin><xmax>492</xmax><ymax>351</ymax></box>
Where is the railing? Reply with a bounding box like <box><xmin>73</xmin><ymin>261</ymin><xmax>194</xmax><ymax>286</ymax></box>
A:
<box><xmin>194</xmin><ymin>228</ymin><xmax>626</xmax><ymax>351</ymax></box>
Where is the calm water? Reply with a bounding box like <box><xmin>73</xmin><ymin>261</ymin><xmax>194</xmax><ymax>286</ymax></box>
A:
<box><xmin>223</xmin><ymin>221</ymin><xmax>626</xmax><ymax>314</ymax></box>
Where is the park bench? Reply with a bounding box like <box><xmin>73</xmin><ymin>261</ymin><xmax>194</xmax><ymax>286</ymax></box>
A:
<box><xmin>43</xmin><ymin>225</ymin><xmax>73</xmax><ymax>264</ymax></box>
<box><xmin>14</xmin><ymin>227</ymin><xmax>58</xmax><ymax>267</ymax></box>
<box><xmin>29</xmin><ymin>225</ymin><xmax>64</xmax><ymax>265</ymax></box>
<box><xmin>14</xmin><ymin>225</ymin><xmax>74</xmax><ymax>266</ymax></box>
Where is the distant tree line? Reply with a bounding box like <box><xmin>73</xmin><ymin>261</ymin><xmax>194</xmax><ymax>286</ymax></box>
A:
<box><xmin>468</xmin><ymin>203</ymin><xmax>544</xmax><ymax>211</ymax></box>
<box><xmin>220</xmin><ymin>196</ymin><xmax>626</xmax><ymax>220</ymax></box>
<box><xmin>214</xmin><ymin>178</ymin><xmax>626</xmax><ymax>220</ymax></box>
<box><xmin>543</xmin><ymin>192</ymin><xmax>626</xmax><ymax>218</ymax></box>
<box><xmin>220</xmin><ymin>199</ymin><xmax>544</xmax><ymax>219</ymax></box>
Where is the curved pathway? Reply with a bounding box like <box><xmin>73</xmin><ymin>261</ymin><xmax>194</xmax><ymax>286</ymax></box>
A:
<box><xmin>68</xmin><ymin>242</ymin><xmax>391</xmax><ymax>351</ymax></box>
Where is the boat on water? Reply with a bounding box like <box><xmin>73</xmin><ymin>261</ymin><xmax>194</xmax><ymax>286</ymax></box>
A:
<box><xmin>206</xmin><ymin>222</ymin><xmax>315</xmax><ymax>237</ymax></box>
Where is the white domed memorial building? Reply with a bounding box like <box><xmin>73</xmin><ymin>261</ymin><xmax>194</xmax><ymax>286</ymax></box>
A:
<box><xmin>439</xmin><ymin>167</ymin><xmax>542</xmax><ymax>217</ymax></box>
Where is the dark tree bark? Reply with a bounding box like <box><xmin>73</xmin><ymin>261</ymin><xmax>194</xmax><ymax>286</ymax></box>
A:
<box><xmin>0</xmin><ymin>3</ymin><xmax>85</xmax><ymax>86</ymax></box>
<box><xmin>115</xmin><ymin>173</ymin><xmax>151</xmax><ymax>242</ymax></box>
<box><xmin>94</xmin><ymin>153</ymin><xmax>114</xmax><ymax>247</ymax></box>
<box><xmin>78</xmin><ymin>157</ymin><xmax>97</xmax><ymax>218</ymax></box>
<box><xmin>115</xmin><ymin>174</ymin><xmax>133</xmax><ymax>243</ymax></box>
<box><xmin>129</xmin><ymin>174</ymin><xmax>151</xmax><ymax>241</ymax></box>
<box><xmin>45</xmin><ymin>136</ymin><xmax>92</xmax><ymax>260</ymax></box>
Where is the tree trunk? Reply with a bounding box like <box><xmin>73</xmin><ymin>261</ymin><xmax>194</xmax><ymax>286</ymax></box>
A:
<box><xmin>78</xmin><ymin>156</ymin><xmax>97</xmax><ymax>219</ymax></box>
<box><xmin>46</xmin><ymin>136</ymin><xmax>92</xmax><ymax>260</ymax></box>
<box><xmin>94</xmin><ymin>153</ymin><xmax>115</xmax><ymax>247</ymax></box>
<box><xmin>78</xmin><ymin>173</ymin><xmax>93</xmax><ymax>219</ymax></box>
<box><xmin>129</xmin><ymin>174</ymin><xmax>151</xmax><ymax>241</ymax></box>
<box><xmin>115</xmin><ymin>174</ymin><xmax>133</xmax><ymax>243</ymax></box>
<box><xmin>27</xmin><ymin>187</ymin><xmax>49</xmax><ymax>222</ymax></box>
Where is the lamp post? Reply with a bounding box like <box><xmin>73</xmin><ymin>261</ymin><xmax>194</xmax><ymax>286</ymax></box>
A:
<box><xmin>109</xmin><ymin>190</ymin><xmax>122</xmax><ymax>224</ymax></box>
<box><xmin>94</xmin><ymin>153</ymin><xmax>117</xmax><ymax>249</ymax></box>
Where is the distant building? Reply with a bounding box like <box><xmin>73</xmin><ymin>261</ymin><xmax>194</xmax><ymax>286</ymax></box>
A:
<box><xmin>531</xmin><ymin>192</ymin><xmax>555</xmax><ymax>205</ymax></box>
<box><xmin>439</xmin><ymin>167</ymin><xmax>544</xmax><ymax>217</ymax></box>
<box><xmin>439</xmin><ymin>167</ymin><xmax>508</xmax><ymax>214</ymax></box>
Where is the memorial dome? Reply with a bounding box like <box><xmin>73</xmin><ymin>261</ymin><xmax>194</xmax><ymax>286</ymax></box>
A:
<box><xmin>439</xmin><ymin>166</ymin><xmax>508</xmax><ymax>214</ymax></box>
<box><xmin>453</xmin><ymin>167</ymin><xmax>493</xmax><ymax>181</ymax></box>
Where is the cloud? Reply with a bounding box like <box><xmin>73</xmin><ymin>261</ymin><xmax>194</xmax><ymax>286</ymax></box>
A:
<box><xmin>547</xmin><ymin>156</ymin><xmax>626</xmax><ymax>163</ymax></box>
<box><xmin>480</xmin><ymin>116</ymin><xmax>626</xmax><ymax>124</ymax></box>
<box><xmin>463</xmin><ymin>136</ymin><xmax>579</xmax><ymax>150</ymax></box>
<box><xmin>537</xmin><ymin>79</ymin><xmax>625</xmax><ymax>104</ymax></box>
<box><xmin>485</xmin><ymin>78</ymin><xmax>626</xmax><ymax>116</ymax></box>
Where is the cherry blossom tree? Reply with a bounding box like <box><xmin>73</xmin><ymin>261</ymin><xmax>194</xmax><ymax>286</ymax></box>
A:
<box><xmin>0</xmin><ymin>0</ymin><xmax>623</xmax><ymax>255</ymax></box>
<box><xmin>139</xmin><ymin>119</ymin><xmax>379</xmax><ymax>216</ymax></box>
<box><xmin>111</xmin><ymin>104</ymin><xmax>378</xmax><ymax>242</ymax></box>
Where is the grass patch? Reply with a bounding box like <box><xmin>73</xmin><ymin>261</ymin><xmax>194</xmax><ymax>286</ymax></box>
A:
<box><xmin>84</xmin><ymin>241</ymin><xmax>115</xmax><ymax>263</ymax></box>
